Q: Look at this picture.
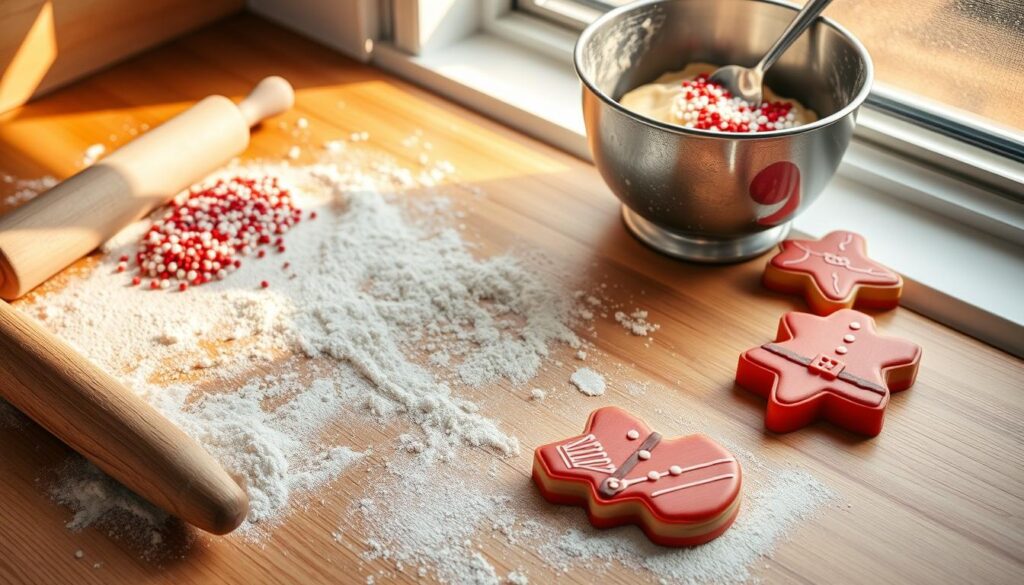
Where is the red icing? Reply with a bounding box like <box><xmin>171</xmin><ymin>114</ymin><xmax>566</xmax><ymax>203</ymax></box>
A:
<box><xmin>750</xmin><ymin>161</ymin><xmax>801</xmax><ymax>226</ymax></box>
<box><xmin>766</xmin><ymin>230</ymin><xmax>901</xmax><ymax>313</ymax></box>
<box><xmin>736</xmin><ymin>309</ymin><xmax>922</xmax><ymax>436</ymax></box>
<box><xmin>533</xmin><ymin>407</ymin><xmax>742</xmax><ymax>546</ymax></box>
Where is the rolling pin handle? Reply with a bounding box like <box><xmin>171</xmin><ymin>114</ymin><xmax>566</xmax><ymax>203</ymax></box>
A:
<box><xmin>237</xmin><ymin>76</ymin><xmax>295</xmax><ymax>127</ymax></box>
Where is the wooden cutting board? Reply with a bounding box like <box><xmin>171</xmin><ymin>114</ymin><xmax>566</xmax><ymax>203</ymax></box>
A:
<box><xmin>0</xmin><ymin>13</ymin><xmax>1021</xmax><ymax>585</ymax></box>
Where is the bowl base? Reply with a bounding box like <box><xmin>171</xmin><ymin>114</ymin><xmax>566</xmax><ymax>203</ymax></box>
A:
<box><xmin>622</xmin><ymin>206</ymin><xmax>789</xmax><ymax>263</ymax></box>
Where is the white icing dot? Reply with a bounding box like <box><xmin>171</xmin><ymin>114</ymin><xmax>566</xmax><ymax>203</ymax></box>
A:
<box><xmin>844</xmin><ymin>334</ymin><xmax>856</xmax><ymax>343</ymax></box>
<box><xmin>835</xmin><ymin>346</ymin><xmax>848</xmax><ymax>354</ymax></box>
<box><xmin>669</xmin><ymin>465</ymin><xmax>683</xmax><ymax>475</ymax></box>
<box><xmin>849</xmin><ymin>321</ymin><xmax>861</xmax><ymax>330</ymax></box>
<box><xmin>647</xmin><ymin>471</ymin><xmax>660</xmax><ymax>481</ymax></box>
<box><xmin>626</xmin><ymin>429</ymin><xmax>640</xmax><ymax>440</ymax></box>
<box><xmin>607</xmin><ymin>479</ymin><xmax>620</xmax><ymax>489</ymax></box>
<box><xmin>638</xmin><ymin>450</ymin><xmax>651</xmax><ymax>460</ymax></box>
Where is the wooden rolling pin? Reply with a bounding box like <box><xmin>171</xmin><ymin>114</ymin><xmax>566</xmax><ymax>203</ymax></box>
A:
<box><xmin>0</xmin><ymin>76</ymin><xmax>295</xmax><ymax>534</ymax></box>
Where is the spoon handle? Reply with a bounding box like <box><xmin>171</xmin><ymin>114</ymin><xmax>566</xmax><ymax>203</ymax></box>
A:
<box><xmin>756</xmin><ymin>0</ymin><xmax>834</xmax><ymax>75</ymax></box>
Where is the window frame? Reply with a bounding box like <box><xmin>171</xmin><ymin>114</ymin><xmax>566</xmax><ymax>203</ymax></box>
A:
<box><xmin>375</xmin><ymin>0</ymin><xmax>1024</xmax><ymax>357</ymax></box>
<box><xmin>516</xmin><ymin>0</ymin><xmax>1024</xmax><ymax>170</ymax></box>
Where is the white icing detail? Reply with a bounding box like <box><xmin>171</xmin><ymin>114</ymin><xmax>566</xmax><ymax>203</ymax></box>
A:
<box><xmin>612</xmin><ymin>458</ymin><xmax>736</xmax><ymax>492</ymax></box>
<box><xmin>651</xmin><ymin>473</ymin><xmax>737</xmax><ymax>498</ymax></box>
<box><xmin>626</xmin><ymin>429</ymin><xmax>640</xmax><ymax>440</ymax></box>
<box><xmin>557</xmin><ymin>434</ymin><xmax>616</xmax><ymax>474</ymax></box>
<box><xmin>844</xmin><ymin>334</ymin><xmax>856</xmax><ymax>343</ymax></box>
<box><xmin>638</xmin><ymin>450</ymin><xmax>651</xmax><ymax>460</ymax></box>
<box><xmin>836</xmin><ymin>346</ymin><xmax>848</xmax><ymax>355</ymax></box>
<box><xmin>783</xmin><ymin>241</ymin><xmax>896</xmax><ymax>297</ymax></box>
<box><xmin>850</xmin><ymin>321</ymin><xmax>861</xmax><ymax>330</ymax></box>
<box><xmin>607</xmin><ymin>478</ymin><xmax>620</xmax><ymax>490</ymax></box>
<box><xmin>780</xmin><ymin>245</ymin><xmax>811</xmax><ymax>266</ymax></box>
<box><xmin>838</xmin><ymin>232</ymin><xmax>853</xmax><ymax>251</ymax></box>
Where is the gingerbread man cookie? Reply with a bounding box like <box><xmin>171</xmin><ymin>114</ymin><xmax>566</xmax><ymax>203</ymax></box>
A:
<box><xmin>533</xmin><ymin>407</ymin><xmax>742</xmax><ymax>546</ymax></box>
<box><xmin>736</xmin><ymin>309</ymin><xmax>921</xmax><ymax>436</ymax></box>
<box><xmin>764</xmin><ymin>230</ymin><xmax>902</xmax><ymax>315</ymax></box>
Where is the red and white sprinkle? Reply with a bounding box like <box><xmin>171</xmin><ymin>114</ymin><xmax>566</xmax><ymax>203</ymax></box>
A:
<box><xmin>130</xmin><ymin>176</ymin><xmax>302</xmax><ymax>290</ymax></box>
<box><xmin>671</xmin><ymin>74</ymin><xmax>802</xmax><ymax>133</ymax></box>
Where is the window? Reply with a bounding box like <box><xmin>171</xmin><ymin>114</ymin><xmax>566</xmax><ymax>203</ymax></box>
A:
<box><xmin>515</xmin><ymin>0</ymin><xmax>1024</xmax><ymax>164</ymax></box>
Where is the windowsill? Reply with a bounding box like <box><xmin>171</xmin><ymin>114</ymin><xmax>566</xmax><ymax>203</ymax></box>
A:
<box><xmin>373</xmin><ymin>33</ymin><xmax>1024</xmax><ymax>357</ymax></box>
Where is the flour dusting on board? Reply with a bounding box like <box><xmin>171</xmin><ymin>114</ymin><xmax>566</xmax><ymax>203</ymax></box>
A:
<box><xmin>537</xmin><ymin>469</ymin><xmax>832</xmax><ymax>584</ymax></box>
<box><xmin>347</xmin><ymin>445</ymin><xmax>832</xmax><ymax>584</ymax></box>
<box><xmin>9</xmin><ymin>133</ymin><xmax>833</xmax><ymax>579</ymax></box>
<box><xmin>19</xmin><ymin>141</ymin><xmax>582</xmax><ymax>543</ymax></box>
<box><xmin>0</xmin><ymin>173</ymin><xmax>57</xmax><ymax>207</ymax></box>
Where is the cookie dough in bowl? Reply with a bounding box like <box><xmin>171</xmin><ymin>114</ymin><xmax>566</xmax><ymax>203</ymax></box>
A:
<box><xmin>620</xmin><ymin>62</ymin><xmax>817</xmax><ymax>133</ymax></box>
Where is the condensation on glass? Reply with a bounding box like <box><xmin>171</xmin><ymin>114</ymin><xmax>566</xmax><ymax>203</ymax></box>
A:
<box><xmin>523</xmin><ymin>0</ymin><xmax>1023</xmax><ymax>133</ymax></box>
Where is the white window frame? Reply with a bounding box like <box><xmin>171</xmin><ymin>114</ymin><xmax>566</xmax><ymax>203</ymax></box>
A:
<box><xmin>256</xmin><ymin>0</ymin><xmax>1024</xmax><ymax>357</ymax></box>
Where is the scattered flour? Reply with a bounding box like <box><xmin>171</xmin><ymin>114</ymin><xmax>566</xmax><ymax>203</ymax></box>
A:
<box><xmin>570</xmin><ymin>367</ymin><xmax>606</xmax><ymax>396</ymax></box>
<box><xmin>349</xmin><ymin>449</ymin><xmax>832</xmax><ymax>585</ymax></box>
<box><xmin>10</xmin><ymin>136</ymin><xmax>833</xmax><ymax>583</ymax></box>
<box><xmin>626</xmin><ymin>380</ymin><xmax>649</xmax><ymax>396</ymax></box>
<box><xmin>82</xmin><ymin>143</ymin><xmax>106</xmax><ymax>166</ymax></box>
<box><xmin>355</xmin><ymin>464</ymin><xmax>515</xmax><ymax>584</ymax></box>
<box><xmin>537</xmin><ymin>469</ymin><xmax>833</xmax><ymax>584</ymax></box>
<box><xmin>49</xmin><ymin>458</ymin><xmax>186</xmax><ymax>560</ymax></box>
<box><xmin>0</xmin><ymin>174</ymin><xmax>56</xmax><ymax>207</ymax></box>
<box><xmin>21</xmin><ymin>143</ymin><xmax>583</xmax><ymax>547</ymax></box>
<box><xmin>615</xmin><ymin>309</ymin><xmax>660</xmax><ymax>336</ymax></box>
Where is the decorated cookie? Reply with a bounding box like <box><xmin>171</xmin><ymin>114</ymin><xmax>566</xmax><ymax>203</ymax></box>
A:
<box><xmin>764</xmin><ymin>230</ymin><xmax>902</xmax><ymax>315</ymax></box>
<box><xmin>736</xmin><ymin>309</ymin><xmax>921</xmax><ymax>436</ymax></box>
<box><xmin>532</xmin><ymin>406</ymin><xmax>742</xmax><ymax>547</ymax></box>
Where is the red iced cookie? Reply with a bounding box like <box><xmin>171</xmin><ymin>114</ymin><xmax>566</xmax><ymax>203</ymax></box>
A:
<box><xmin>764</xmin><ymin>230</ymin><xmax>902</xmax><ymax>315</ymax></box>
<box><xmin>736</xmin><ymin>309</ymin><xmax>921</xmax><ymax>436</ymax></box>
<box><xmin>532</xmin><ymin>406</ymin><xmax>742</xmax><ymax>546</ymax></box>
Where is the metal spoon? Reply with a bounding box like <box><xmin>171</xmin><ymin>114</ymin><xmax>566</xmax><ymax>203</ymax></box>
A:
<box><xmin>710</xmin><ymin>0</ymin><xmax>834</xmax><ymax>106</ymax></box>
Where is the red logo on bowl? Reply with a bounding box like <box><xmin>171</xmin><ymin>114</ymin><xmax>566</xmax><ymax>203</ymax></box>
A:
<box><xmin>750</xmin><ymin>161</ymin><xmax>800</xmax><ymax>226</ymax></box>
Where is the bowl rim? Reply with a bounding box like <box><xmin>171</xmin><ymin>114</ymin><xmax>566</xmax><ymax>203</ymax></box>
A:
<box><xmin>573</xmin><ymin>0</ymin><xmax>875</xmax><ymax>139</ymax></box>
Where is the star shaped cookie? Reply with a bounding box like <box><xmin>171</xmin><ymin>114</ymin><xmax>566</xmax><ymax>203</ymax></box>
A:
<box><xmin>736</xmin><ymin>309</ymin><xmax>922</xmax><ymax>436</ymax></box>
<box><xmin>764</xmin><ymin>231</ymin><xmax>902</xmax><ymax>315</ymax></box>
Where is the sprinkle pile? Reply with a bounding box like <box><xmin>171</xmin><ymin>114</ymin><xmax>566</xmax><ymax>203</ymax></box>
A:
<box><xmin>671</xmin><ymin>73</ymin><xmax>802</xmax><ymax>133</ymax></box>
<box><xmin>126</xmin><ymin>176</ymin><xmax>307</xmax><ymax>291</ymax></box>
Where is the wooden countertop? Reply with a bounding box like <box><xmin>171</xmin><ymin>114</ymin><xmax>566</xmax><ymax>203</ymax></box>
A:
<box><xmin>0</xmin><ymin>13</ymin><xmax>1021</xmax><ymax>585</ymax></box>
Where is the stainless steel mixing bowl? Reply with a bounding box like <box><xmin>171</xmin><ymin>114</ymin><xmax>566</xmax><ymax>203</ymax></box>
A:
<box><xmin>575</xmin><ymin>0</ymin><xmax>873</xmax><ymax>262</ymax></box>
